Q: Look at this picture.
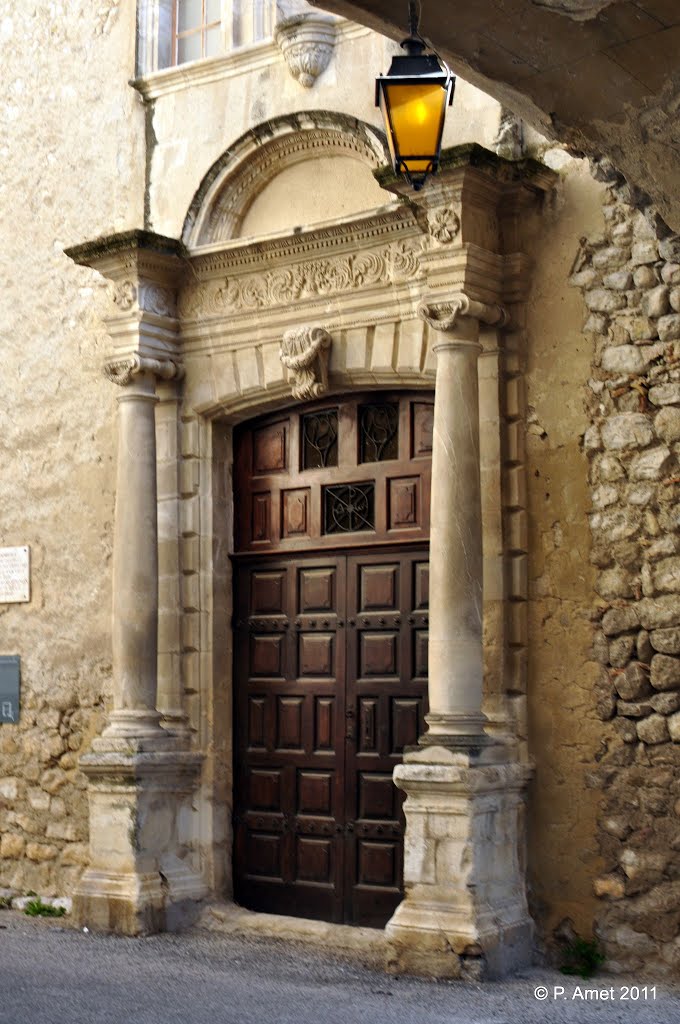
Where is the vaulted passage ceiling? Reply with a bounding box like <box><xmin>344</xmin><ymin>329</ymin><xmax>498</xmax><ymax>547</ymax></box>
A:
<box><xmin>313</xmin><ymin>0</ymin><xmax>680</xmax><ymax>231</ymax></box>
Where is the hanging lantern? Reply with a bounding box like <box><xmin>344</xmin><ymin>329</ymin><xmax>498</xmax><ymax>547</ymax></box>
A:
<box><xmin>375</xmin><ymin>2</ymin><xmax>455</xmax><ymax>191</ymax></box>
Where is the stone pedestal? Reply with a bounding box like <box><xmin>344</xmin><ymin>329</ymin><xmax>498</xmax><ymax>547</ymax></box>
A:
<box><xmin>73</xmin><ymin>747</ymin><xmax>206</xmax><ymax>935</ymax></box>
<box><xmin>386</xmin><ymin>745</ymin><xmax>532</xmax><ymax>979</ymax></box>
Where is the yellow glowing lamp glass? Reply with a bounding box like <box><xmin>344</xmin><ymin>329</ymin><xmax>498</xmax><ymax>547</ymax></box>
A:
<box><xmin>376</xmin><ymin>49</ymin><xmax>455</xmax><ymax>190</ymax></box>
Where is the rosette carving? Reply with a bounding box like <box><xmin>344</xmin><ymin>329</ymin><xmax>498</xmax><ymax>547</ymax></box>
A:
<box><xmin>427</xmin><ymin>206</ymin><xmax>461</xmax><ymax>245</ymax></box>
<box><xmin>112</xmin><ymin>281</ymin><xmax>176</xmax><ymax>317</ymax></box>
<box><xmin>280</xmin><ymin>326</ymin><xmax>332</xmax><ymax>401</ymax></box>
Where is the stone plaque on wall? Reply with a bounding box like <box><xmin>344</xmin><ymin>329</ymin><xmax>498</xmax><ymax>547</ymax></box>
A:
<box><xmin>0</xmin><ymin>546</ymin><xmax>30</xmax><ymax>603</ymax></box>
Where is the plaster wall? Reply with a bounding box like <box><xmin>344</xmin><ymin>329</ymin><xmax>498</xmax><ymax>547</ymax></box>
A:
<box><xmin>0</xmin><ymin>1</ymin><xmax>144</xmax><ymax>892</ymax></box>
<box><xmin>523</xmin><ymin>157</ymin><xmax>606</xmax><ymax>942</ymax></box>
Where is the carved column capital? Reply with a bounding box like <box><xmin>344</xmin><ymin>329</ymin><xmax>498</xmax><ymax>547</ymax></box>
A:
<box><xmin>418</xmin><ymin>294</ymin><xmax>510</xmax><ymax>334</ymax></box>
<box><xmin>103</xmin><ymin>354</ymin><xmax>184</xmax><ymax>387</ymax></box>
<box><xmin>280</xmin><ymin>325</ymin><xmax>332</xmax><ymax>401</ymax></box>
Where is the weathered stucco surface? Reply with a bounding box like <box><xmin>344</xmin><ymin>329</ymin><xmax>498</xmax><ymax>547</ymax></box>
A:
<box><xmin>523</xmin><ymin>159</ymin><xmax>607</xmax><ymax>944</ymax></box>
<box><xmin>0</xmin><ymin>1</ymin><xmax>143</xmax><ymax>893</ymax></box>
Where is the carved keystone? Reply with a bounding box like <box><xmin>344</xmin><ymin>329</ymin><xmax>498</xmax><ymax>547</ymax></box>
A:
<box><xmin>280</xmin><ymin>326</ymin><xmax>332</xmax><ymax>401</ymax></box>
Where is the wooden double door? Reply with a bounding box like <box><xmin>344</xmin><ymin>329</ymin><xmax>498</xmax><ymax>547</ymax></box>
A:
<box><xmin>233</xmin><ymin>548</ymin><xmax>429</xmax><ymax>926</ymax></box>
<box><xmin>232</xmin><ymin>393</ymin><xmax>433</xmax><ymax>927</ymax></box>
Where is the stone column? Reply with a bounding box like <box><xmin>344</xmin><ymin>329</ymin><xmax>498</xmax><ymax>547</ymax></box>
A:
<box><xmin>418</xmin><ymin>295</ymin><xmax>508</xmax><ymax>745</ymax></box>
<box><xmin>385</xmin><ymin>295</ymin><xmax>533</xmax><ymax>980</ymax></box>
<box><xmin>102</xmin><ymin>356</ymin><xmax>180</xmax><ymax>741</ymax></box>
<box><xmin>65</xmin><ymin>231</ymin><xmax>206</xmax><ymax>936</ymax></box>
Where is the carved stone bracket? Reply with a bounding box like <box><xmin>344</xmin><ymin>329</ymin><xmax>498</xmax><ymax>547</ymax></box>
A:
<box><xmin>274</xmin><ymin>14</ymin><xmax>337</xmax><ymax>88</ymax></box>
<box><xmin>418</xmin><ymin>294</ymin><xmax>510</xmax><ymax>333</ymax></box>
<box><xmin>280</xmin><ymin>326</ymin><xmax>332</xmax><ymax>401</ymax></box>
<box><xmin>103</xmin><ymin>354</ymin><xmax>184</xmax><ymax>387</ymax></box>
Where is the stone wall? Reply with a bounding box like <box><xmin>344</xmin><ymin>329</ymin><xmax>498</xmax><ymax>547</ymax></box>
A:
<box><xmin>0</xmin><ymin>1</ymin><xmax>143</xmax><ymax>895</ymax></box>
<box><xmin>570</xmin><ymin>179</ymin><xmax>680</xmax><ymax>974</ymax></box>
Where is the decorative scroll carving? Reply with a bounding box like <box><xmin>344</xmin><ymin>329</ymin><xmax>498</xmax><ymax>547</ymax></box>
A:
<box><xmin>280</xmin><ymin>326</ymin><xmax>332</xmax><ymax>401</ymax></box>
<box><xmin>180</xmin><ymin>242</ymin><xmax>422</xmax><ymax>320</ymax></box>
<box><xmin>274</xmin><ymin>15</ymin><xmax>337</xmax><ymax>88</ymax></box>
<box><xmin>103</xmin><ymin>354</ymin><xmax>184</xmax><ymax>387</ymax></box>
<box><xmin>112</xmin><ymin>281</ymin><xmax>176</xmax><ymax>317</ymax></box>
<box><xmin>427</xmin><ymin>206</ymin><xmax>460</xmax><ymax>245</ymax></box>
<box><xmin>418</xmin><ymin>294</ymin><xmax>510</xmax><ymax>332</ymax></box>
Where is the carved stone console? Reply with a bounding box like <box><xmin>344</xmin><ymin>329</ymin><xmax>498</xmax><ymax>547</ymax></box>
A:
<box><xmin>280</xmin><ymin>325</ymin><xmax>332</xmax><ymax>400</ymax></box>
<box><xmin>274</xmin><ymin>13</ymin><xmax>338</xmax><ymax>88</ymax></box>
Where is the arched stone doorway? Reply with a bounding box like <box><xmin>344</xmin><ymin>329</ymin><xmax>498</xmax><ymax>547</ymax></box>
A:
<box><xmin>66</xmin><ymin>117</ymin><xmax>552</xmax><ymax>976</ymax></box>
<box><xmin>231</xmin><ymin>391</ymin><xmax>433</xmax><ymax>926</ymax></box>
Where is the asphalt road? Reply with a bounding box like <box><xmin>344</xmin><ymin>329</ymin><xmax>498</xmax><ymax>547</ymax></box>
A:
<box><xmin>1</xmin><ymin>911</ymin><xmax>679</xmax><ymax>1024</ymax></box>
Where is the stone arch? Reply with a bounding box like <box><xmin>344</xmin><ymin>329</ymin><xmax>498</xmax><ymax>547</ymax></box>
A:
<box><xmin>181</xmin><ymin>110</ymin><xmax>390</xmax><ymax>249</ymax></box>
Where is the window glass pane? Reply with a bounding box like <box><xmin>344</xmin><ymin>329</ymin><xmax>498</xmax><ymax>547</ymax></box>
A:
<box><xmin>302</xmin><ymin>411</ymin><xmax>338</xmax><ymax>470</ymax></box>
<box><xmin>360</xmin><ymin>403</ymin><xmax>399</xmax><ymax>463</ymax></box>
<box><xmin>204</xmin><ymin>25</ymin><xmax>221</xmax><ymax>56</ymax></box>
<box><xmin>178</xmin><ymin>31</ymin><xmax>202</xmax><ymax>63</ymax></box>
<box><xmin>178</xmin><ymin>0</ymin><xmax>202</xmax><ymax>33</ymax></box>
<box><xmin>324</xmin><ymin>484</ymin><xmax>375</xmax><ymax>534</ymax></box>
<box><xmin>206</xmin><ymin>0</ymin><xmax>221</xmax><ymax>22</ymax></box>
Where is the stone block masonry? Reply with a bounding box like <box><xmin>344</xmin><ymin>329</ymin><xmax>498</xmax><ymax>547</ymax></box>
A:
<box><xmin>570</xmin><ymin>190</ymin><xmax>680</xmax><ymax>976</ymax></box>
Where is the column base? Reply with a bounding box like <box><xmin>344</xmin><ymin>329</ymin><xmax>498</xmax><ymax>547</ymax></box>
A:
<box><xmin>73</xmin><ymin>748</ymin><xmax>207</xmax><ymax>936</ymax></box>
<box><xmin>102</xmin><ymin>708</ymin><xmax>166</xmax><ymax>740</ymax></box>
<box><xmin>385</xmin><ymin>745</ymin><xmax>533</xmax><ymax>980</ymax></box>
<box><xmin>420</xmin><ymin>711</ymin><xmax>490</xmax><ymax>749</ymax></box>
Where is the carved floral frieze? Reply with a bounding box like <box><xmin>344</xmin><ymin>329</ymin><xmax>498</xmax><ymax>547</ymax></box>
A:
<box><xmin>179</xmin><ymin>241</ymin><xmax>422</xmax><ymax>321</ymax></box>
<box><xmin>280</xmin><ymin>326</ymin><xmax>332</xmax><ymax>401</ymax></box>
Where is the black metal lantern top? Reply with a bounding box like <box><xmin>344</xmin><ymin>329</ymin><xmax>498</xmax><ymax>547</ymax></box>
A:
<box><xmin>375</xmin><ymin>3</ymin><xmax>455</xmax><ymax>191</ymax></box>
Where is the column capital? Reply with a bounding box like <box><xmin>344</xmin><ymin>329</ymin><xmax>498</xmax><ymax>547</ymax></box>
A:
<box><xmin>418</xmin><ymin>293</ymin><xmax>510</xmax><ymax>334</ymax></box>
<box><xmin>65</xmin><ymin>230</ymin><xmax>187</xmax><ymax>370</ymax></box>
<box><xmin>103</xmin><ymin>354</ymin><xmax>184</xmax><ymax>388</ymax></box>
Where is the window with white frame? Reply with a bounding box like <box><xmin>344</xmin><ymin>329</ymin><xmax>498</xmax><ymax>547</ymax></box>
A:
<box><xmin>173</xmin><ymin>0</ymin><xmax>221</xmax><ymax>63</ymax></box>
<box><xmin>137</xmin><ymin>0</ymin><xmax>293</xmax><ymax>76</ymax></box>
<box><xmin>172</xmin><ymin>0</ymin><xmax>276</xmax><ymax>66</ymax></box>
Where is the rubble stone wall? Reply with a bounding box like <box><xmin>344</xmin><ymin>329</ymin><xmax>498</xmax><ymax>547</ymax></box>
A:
<box><xmin>570</xmin><ymin>182</ymin><xmax>680</xmax><ymax>975</ymax></box>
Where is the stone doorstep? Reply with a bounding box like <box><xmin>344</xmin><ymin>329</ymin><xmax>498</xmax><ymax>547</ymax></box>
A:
<box><xmin>200</xmin><ymin>902</ymin><xmax>388</xmax><ymax>966</ymax></box>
